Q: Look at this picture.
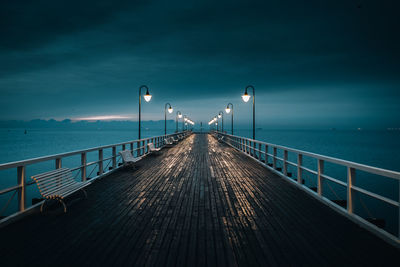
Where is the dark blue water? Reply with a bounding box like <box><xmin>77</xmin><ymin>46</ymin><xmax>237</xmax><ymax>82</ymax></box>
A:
<box><xmin>0</xmin><ymin>127</ymin><xmax>399</xmax><ymax>236</ymax></box>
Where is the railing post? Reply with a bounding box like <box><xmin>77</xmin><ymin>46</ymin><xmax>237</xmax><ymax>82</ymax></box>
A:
<box><xmin>283</xmin><ymin>150</ymin><xmax>288</xmax><ymax>176</ymax></box>
<box><xmin>265</xmin><ymin>144</ymin><xmax>268</xmax><ymax>164</ymax></box>
<box><xmin>17</xmin><ymin>166</ymin><xmax>26</xmax><ymax>212</ymax></box>
<box><xmin>258</xmin><ymin>143</ymin><xmax>262</xmax><ymax>161</ymax></box>
<box><xmin>122</xmin><ymin>144</ymin><xmax>126</xmax><ymax>151</ymax></box>
<box><xmin>130</xmin><ymin>143</ymin><xmax>134</xmax><ymax>153</ymax></box>
<box><xmin>347</xmin><ymin>167</ymin><xmax>355</xmax><ymax>214</ymax></box>
<box><xmin>273</xmin><ymin>147</ymin><xmax>277</xmax><ymax>169</ymax></box>
<box><xmin>98</xmin><ymin>149</ymin><xmax>103</xmax><ymax>176</ymax></box>
<box><xmin>297</xmin><ymin>154</ymin><xmax>303</xmax><ymax>184</ymax></box>
<box><xmin>317</xmin><ymin>159</ymin><xmax>324</xmax><ymax>196</ymax></box>
<box><xmin>81</xmin><ymin>152</ymin><xmax>87</xmax><ymax>181</ymax></box>
<box><xmin>112</xmin><ymin>146</ymin><xmax>116</xmax><ymax>169</ymax></box>
<box><xmin>137</xmin><ymin>141</ymin><xmax>140</xmax><ymax>157</ymax></box>
<box><xmin>55</xmin><ymin>158</ymin><xmax>62</xmax><ymax>169</ymax></box>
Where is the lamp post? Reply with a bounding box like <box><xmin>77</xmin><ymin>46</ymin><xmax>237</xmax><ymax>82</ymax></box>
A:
<box><xmin>183</xmin><ymin>115</ymin><xmax>187</xmax><ymax>131</ymax></box>
<box><xmin>164</xmin><ymin>103</ymin><xmax>173</xmax><ymax>135</ymax></box>
<box><xmin>176</xmin><ymin>111</ymin><xmax>182</xmax><ymax>132</ymax></box>
<box><xmin>138</xmin><ymin>85</ymin><xmax>152</xmax><ymax>140</ymax></box>
<box><xmin>225</xmin><ymin>103</ymin><xmax>234</xmax><ymax>135</ymax></box>
<box><xmin>242</xmin><ymin>85</ymin><xmax>255</xmax><ymax>140</ymax></box>
<box><xmin>218</xmin><ymin>111</ymin><xmax>224</xmax><ymax>133</ymax></box>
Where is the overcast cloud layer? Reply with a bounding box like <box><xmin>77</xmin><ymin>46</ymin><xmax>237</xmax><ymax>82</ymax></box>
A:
<box><xmin>0</xmin><ymin>0</ymin><xmax>399</xmax><ymax>128</ymax></box>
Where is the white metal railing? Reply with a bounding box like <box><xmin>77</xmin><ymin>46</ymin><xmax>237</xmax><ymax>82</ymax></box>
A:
<box><xmin>0</xmin><ymin>131</ymin><xmax>191</xmax><ymax>221</ymax></box>
<box><xmin>214</xmin><ymin>131</ymin><xmax>400</xmax><ymax>244</ymax></box>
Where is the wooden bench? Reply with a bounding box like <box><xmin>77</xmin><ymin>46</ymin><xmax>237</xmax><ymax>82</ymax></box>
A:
<box><xmin>31</xmin><ymin>168</ymin><xmax>89</xmax><ymax>213</ymax></box>
<box><xmin>163</xmin><ymin>137</ymin><xmax>175</xmax><ymax>148</ymax></box>
<box><xmin>119</xmin><ymin>150</ymin><xmax>142</xmax><ymax>168</ymax></box>
<box><xmin>148</xmin><ymin>143</ymin><xmax>162</xmax><ymax>154</ymax></box>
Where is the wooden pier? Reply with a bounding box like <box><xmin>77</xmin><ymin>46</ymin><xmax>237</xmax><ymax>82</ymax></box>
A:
<box><xmin>0</xmin><ymin>133</ymin><xmax>398</xmax><ymax>266</ymax></box>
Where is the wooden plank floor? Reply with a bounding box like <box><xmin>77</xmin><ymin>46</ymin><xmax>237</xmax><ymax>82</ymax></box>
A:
<box><xmin>0</xmin><ymin>133</ymin><xmax>398</xmax><ymax>266</ymax></box>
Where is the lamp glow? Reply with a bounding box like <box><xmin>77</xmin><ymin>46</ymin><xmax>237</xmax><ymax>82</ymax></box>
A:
<box><xmin>144</xmin><ymin>89</ymin><xmax>152</xmax><ymax>102</ymax></box>
<box><xmin>218</xmin><ymin>114</ymin><xmax>221</xmax><ymax>118</ymax></box>
<box><xmin>168</xmin><ymin>107</ymin><xmax>173</xmax><ymax>113</ymax></box>
<box><xmin>225</xmin><ymin>108</ymin><xmax>231</xmax><ymax>113</ymax></box>
<box><xmin>178</xmin><ymin>113</ymin><xmax>182</xmax><ymax>118</ymax></box>
<box><xmin>242</xmin><ymin>92</ymin><xmax>250</xmax><ymax>102</ymax></box>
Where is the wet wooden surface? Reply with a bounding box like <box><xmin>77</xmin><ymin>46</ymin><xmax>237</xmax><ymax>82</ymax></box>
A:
<box><xmin>0</xmin><ymin>133</ymin><xmax>398</xmax><ymax>266</ymax></box>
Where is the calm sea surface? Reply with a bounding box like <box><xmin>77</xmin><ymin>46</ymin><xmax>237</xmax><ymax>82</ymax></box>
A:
<box><xmin>0</xmin><ymin>127</ymin><xmax>399</xmax><ymax>234</ymax></box>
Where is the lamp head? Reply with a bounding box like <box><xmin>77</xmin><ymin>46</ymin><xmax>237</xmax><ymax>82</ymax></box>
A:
<box><xmin>225</xmin><ymin>107</ymin><xmax>231</xmax><ymax>113</ymax></box>
<box><xmin>242</xmin><ymin>89</ymin><xmax>250</xmax><ymax>102</ymax></box>
<box><xmin>218</xmin><ymin>114</ymin><xmax>221</xmax><ymax>118</ymax></box>
<box><xmin>168</xmin><ymin>106</ymin><xmax>173</xmax><ymax>113</ymax></box>
<box><xmin>178</xmin><ymin>113</ymin><xmax>182</xmax><ymax>118</ymax></box>
<box><xmin>144</xmin><ymin>88</ymin><xmax>152</xmax><ymax>102</ymax></box>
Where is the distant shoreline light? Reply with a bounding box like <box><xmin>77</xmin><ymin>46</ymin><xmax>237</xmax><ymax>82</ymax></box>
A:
<box><xmin>73</xmin><ymin>115</ymin><xmax>134</xmax><ymax>121</ymax></box>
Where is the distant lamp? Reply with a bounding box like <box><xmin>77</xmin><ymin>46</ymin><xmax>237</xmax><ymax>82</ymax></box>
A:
<box><xmin>242</xmin><ymin>89</ymin><xmax>250</xmax><ymax>102</ymax></box>
<box><xmin>218</xmin><ymin>114</ymin><xmax>221</xmax><ymax>118</ymax></box>
<box><xmin>225</xmin><ymin>107</ymin><xmax>231</xmax><ymax>113</ymax></box>
<box><xmin>164</xmin><ymin>103</ymin><xmax>173</xmax><ymax>135</ymax></box>
<box><xmin>143</xmin><ymin>88</ymin><xmax>152</xmax><ymax>102</ymax></box>
<box><xmin>178</xmin><ymin>113</ymin><xmax>182</xmax><ymax>118</ymax></box>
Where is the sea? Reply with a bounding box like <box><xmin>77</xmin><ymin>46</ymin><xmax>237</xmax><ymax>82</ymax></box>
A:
<box><xmin>0</xmin><ymin>126</ymin><xmax>399</xmax><ymax>235</ymax></box>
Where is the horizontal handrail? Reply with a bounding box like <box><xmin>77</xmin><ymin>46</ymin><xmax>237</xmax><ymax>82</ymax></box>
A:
<box><xmin>217</xmin><ymin>132</ymin><xmax>400</xmax><ymax>180</ymax></box>
<box><xmin>214</xmin><ymin>131</ymin><xmax>400</xmax><ymax>244</ymax></box>
<box><xmin>0</xmin><ymin>133</ymin><xmax>185</xmax><ymax>170</ymax></box>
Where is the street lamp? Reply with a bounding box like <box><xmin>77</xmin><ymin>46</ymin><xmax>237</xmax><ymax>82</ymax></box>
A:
<box><xmin>225</xmin><ymin>103</ymin><xmax>233</xmax><ymax>135</ymax></box>
<box><xmin>176</xmin><ymin>111</ymin><xmax>182</xmax><ymax>132</ymax></box>
<box><xmin>242</xmin><ymin>85</ymin><xmax>255</xmax><ymax>140</ymax></box>
<box><xmin>183</xmin><ymin>115</ymin><xmax>187</xmax><ymax>131</ymax></box>
<box><xmin>138</xmin><ymin>85</ymin><xmax>152</xmax><ymax>140</ymax></box>
<box><xmin>218</xmin><ymin>111</ymin><xmax>224</xmax><ymax>133</ymax></box>
<box><xmin>164</xmin><ymin>103</ymin><xmax>173</xmax><ymax>135</ymax></box>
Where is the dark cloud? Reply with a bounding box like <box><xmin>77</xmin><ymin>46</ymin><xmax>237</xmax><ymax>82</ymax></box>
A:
<box><xmin>0</xmin><ymin>0</ymin><xmax>399</xmax><ymax>126</ymax></box>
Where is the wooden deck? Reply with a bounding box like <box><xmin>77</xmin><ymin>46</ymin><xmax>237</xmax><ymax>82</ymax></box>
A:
<box><xmin>0</xmin><ymin>133</ymin><xmax>398</xmax><ymax>266</ymax></box>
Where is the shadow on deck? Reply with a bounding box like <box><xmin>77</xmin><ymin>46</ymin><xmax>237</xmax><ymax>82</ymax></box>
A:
<box><xmin>0</xmin><ymin>133</ymin><xmax>398</xmax><ymax>266</ymax></box>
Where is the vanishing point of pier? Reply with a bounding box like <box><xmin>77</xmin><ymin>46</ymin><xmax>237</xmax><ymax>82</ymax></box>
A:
<box><xmin>0</xmin><ymin>133</ymin><xmax>398</xmax><ymax>266</ymax></box>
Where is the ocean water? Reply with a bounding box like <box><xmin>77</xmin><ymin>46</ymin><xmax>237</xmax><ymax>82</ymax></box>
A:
<box><xmin>0</xmin><ymin>127</ymin><xmax>399</xmax><ymax>235</ymax></box>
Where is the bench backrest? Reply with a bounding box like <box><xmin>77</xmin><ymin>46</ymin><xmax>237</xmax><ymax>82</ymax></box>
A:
<box><xmin>148</xmin><ymin>143</ymin><xmax>156</xmax><ymax>150</ymax></box>
<box><xmin>31</xmin><ymin>168</ymin><xmax>76</xmax><ymax>198</ymax></box>
<box><xmin>119</xmin><ymin>150</ymin><xmax>135</xmax><ymax>163</ymax></box>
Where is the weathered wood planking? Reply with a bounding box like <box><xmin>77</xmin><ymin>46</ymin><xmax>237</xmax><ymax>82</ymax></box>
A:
<box><xmin>0</xmin><ymin>133</ymin><xmax>398</xmax><ymax>266</ymax></box>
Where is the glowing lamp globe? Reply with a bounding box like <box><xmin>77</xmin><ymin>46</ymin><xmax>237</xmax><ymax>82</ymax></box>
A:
<box><xmin>225</xmin><ymin>107</ymin><xmax>231</xmax><ymax>114</ymax></box>
<box><xmin>168</xmin><ymin>107</ymin><xmax>173</xmax><ymax>113</ymax></box>
<box><xmin>144</xmin><ymin>90</ymin><xmax>152</xmax><ymax>102</ymax></box>
<box><xmin>242</xmin><ymin>92</ymin><xmax>250</xmax><ymax>102</ymax></box>
<box><xmin>218</xmin><ymin>114</ymin><xmax>221</xmax><ymax>118</ymax></box>
<box><xmin>178</xmin><ymin>113</ymin><xmax>182</xmax><ymax>118</ymax></box>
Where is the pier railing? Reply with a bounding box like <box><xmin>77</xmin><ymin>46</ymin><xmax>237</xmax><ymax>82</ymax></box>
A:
<box><xmin>0</xmin><ymin>131</ymin><xmax>190</xmax><ymax>222</ymax></box>
<box><xmin>214</xmin><ymin>131</ymin><xmax>400</xmax><ymax>244</ymax></box>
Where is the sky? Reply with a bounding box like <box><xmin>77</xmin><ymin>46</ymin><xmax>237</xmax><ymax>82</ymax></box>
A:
<box><xmin>0</xmin><ymin>0</ymin><xmax>399</xmax><ymax>129</ymax></box>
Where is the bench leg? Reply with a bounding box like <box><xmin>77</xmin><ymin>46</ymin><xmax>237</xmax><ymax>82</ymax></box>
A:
<box><xmin>81</xmin><ymin>189</ymin><xmax>88</xmax><ymax>199</ymax></box>
<box><xmin>40</xmin><ymin>200</ymin><xmax>48</xmax><ymax>213</ymax></box>
<box><xmin>59</xmin><ymin>199</ymin><xmax>67</xmax><ymax>213</ymax></box>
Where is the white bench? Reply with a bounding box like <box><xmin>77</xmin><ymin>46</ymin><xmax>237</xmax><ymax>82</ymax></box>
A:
<box><xmin>148</xmin><ymin>142</ymin><xmax>162</xmax><ymax>154</ymax></box>
<box><xmin>218</xmin><ymin>136</ymin><xmax>225</xmax><ymax>142</ymax></box>
<box><xmin>172</xmin><ymin>136</ymin><xmax>179</xmax><ymax>143</ymax></box>
<box><xmin>119</xmin><ymin>150</ymin><xmax>142</xmax><ymax>168</ymax></box>
<box><xmin>31</xmin><ymin>168</ymin><xmax>89</xmax><ymax>213</ymax></box>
